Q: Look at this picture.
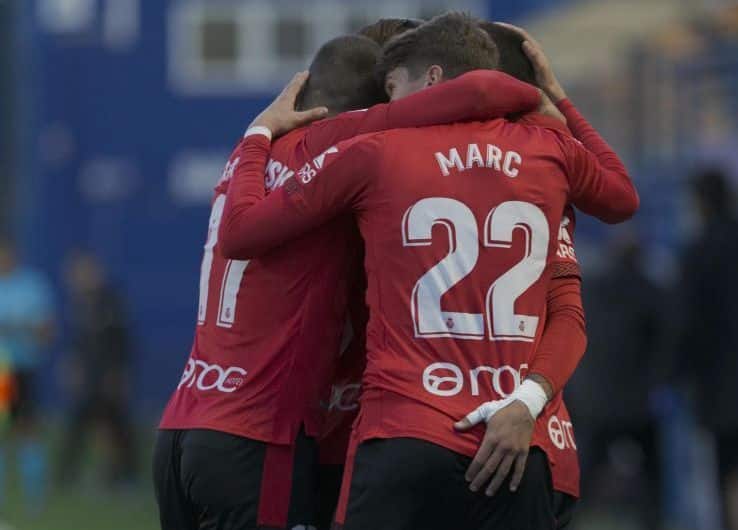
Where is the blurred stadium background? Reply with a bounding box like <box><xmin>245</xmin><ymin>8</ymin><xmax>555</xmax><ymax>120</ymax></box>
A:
<box><xmin>1</xmin><ymin>0</ymin><xmax>738</xmax><ymax>529</ymax></box>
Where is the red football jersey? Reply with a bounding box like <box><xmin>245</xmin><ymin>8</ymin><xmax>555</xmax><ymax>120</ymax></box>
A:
<box><xmin>159</xmin><ymin>71</ymin><xmax>542</xmax><ymax>444</ymax></box>
<box><xmin>218</xmin><ymin>100</ymin><xmax>637</xmax><ymax>462</ymax></box>
<box><xmin>518</xmin><ymin>111</ymin><xmax>590</xmax><ymax>497</ymax></box>
<box><xmin>531</xmin><ymin>205</ymin><xmax>582</xmax><ymax>497</ymax></box>
<box><xmin>320</xmin><ymin>115</ymin><xmax>586</xmax><ymax>490</ymax></box>
<box><xmin>318</xmin><ymin>205</ymin><xmax>583</xmax><ymax>489</ymax></box>
<box><xmin>318</xmin><ymin>278</ymin><xmax>368</xmax><ymax>465</ymax></box>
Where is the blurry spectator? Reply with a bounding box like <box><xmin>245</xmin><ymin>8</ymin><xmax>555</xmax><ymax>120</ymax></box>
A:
<box><xmin>677</xmin><ymin>167</ymin><xmax>738</xmax><ymax>530</ymax></box>
<box><xmin>569</xmin><ymin>236</ymin><xmax>665</xmax><ymax>528</ymax></box>
<box><xmin>57</xmin><ymin>250</ymin><xmax>137</xmax><ymax>488</ymax></box>
<box><xmin>0</xmin><ymin>236</ymin><xmax>55</xmax><ymax>512</ymax></box>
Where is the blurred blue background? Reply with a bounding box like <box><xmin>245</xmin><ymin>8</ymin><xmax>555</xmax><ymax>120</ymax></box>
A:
<box><xmin>9</xmin><ymin>0</ymin><xmax>593</xmax><ymax>417</ymax></box>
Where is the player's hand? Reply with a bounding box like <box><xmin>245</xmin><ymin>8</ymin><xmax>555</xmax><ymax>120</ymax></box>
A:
<box><xmin>250</xmin><ymin>71</ymin><xmax>329</xmax><ymax>137</ymax></box>
<box><xmin>454</xmin><ymin>400</ymin><xmax>535</xmax><ymax>496</ymax></box>
<box><xmin>497</xmin><ymin>23</ymin><xmax>567</xmax><ymax>104</ymax></box>
<box><xmin>538</xmin><ymin>93</ymin><xmax>567</xmax><ymax>123</ymax></box>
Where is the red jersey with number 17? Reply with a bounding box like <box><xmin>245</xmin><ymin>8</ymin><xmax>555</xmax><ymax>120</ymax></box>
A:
<box><xmin>159</xmin><ymin>70</ymin><xmax>543</xmax><ymax>445</ymax></box>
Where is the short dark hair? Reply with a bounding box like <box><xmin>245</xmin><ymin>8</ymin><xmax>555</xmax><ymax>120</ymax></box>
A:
<box><xmin>358</xmin><ymin>18</ymin><xmax>424</xmax><ymax>47</ymax></box>
<box><xmin>297</xmin><ymin>35</ymin><xmax>387</xmax><ymax>115</ymax></box>
<box><xmin>479</xmin><ymin>21</ymin><xmax>536</xmax><ymax>85</ymax></box>
<box><xmin>377</xmin><ymin>12</ymin><xmax>499</xmax><ymax>83</ymax></box>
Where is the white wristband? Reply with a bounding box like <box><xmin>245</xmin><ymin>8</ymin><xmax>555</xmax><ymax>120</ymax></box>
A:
<box><xmin>514</xmin><ymin>380</ymin><xmax>548</xmax><ymax>419</ymax></box>
<box><xmin>244</xmin><ymin>126</ymin><xmax>272</xmax><ymax>141</ymax></box>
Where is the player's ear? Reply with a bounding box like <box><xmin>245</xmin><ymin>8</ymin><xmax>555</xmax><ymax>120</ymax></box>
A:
<box><xmin>425</xmin><ymin>65</ymin><xmax>444</xmax><ymax>87</ymax></box>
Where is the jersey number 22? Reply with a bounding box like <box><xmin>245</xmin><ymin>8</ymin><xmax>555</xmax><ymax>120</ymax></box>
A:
<box><xmin>403</xmin><ymin>198</ymin><xmax>549</xmax><ymax>342</ymax></box>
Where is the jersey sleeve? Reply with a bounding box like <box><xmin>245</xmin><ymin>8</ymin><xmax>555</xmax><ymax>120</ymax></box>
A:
<box><xmin>528</xmin><ymin>275</ymin><xmax>587</xmax><ymax>395</ymax></box>
<box><xmin>556</xmin><ymin>99</ymin><xmax>639</xmax><ymax>223</ymax></box>
<box><xmin>304</xmin><ymin>70</ymin><xmax>540</xmax><ymax>156</ymax></box>
<box><xmin>219</xmin><ymin>133</ymin><xmax>381</xmax><ymax>259</ymax></box>
<box><xmin>548</xmin><ymin>205</ymin><xmax>580</xmax><ymax>279</ymax></box>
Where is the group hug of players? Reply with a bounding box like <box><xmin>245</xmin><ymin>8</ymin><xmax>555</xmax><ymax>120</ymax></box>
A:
<box><xmin>153</xmin><ymin>12</ymin><xmax>638</xmax><ymax>530</ymax></box>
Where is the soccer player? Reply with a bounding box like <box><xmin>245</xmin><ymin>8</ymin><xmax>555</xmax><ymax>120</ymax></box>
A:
<box><xmin>217</xmin><ymin>13</ymin><xmax>638</xmax><ymax>529</ymax></box>
<box><xmin>317</xmin><ymin>18</ymin><xmax>586</xmax><ymax>529</ymax></box>
<box><xmin>450</xmin><ymin>21</ymin><xmax>590</xmax><ymax>523</ymax></box>
<box><xmin>153</xmin><ymin>29</ymin><xmax>543</xmax><ymax>530</ymax></box>
<box><xmin>314</xmin><ymin>20</ymin><xmax>425</xmax><ymax>527</ymax></box>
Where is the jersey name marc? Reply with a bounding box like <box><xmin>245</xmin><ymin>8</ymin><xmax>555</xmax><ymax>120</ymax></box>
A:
<box><xmin>435</xmin><ymin>144</ymin><xmax>522</xmax><ymax>177</ymax></box>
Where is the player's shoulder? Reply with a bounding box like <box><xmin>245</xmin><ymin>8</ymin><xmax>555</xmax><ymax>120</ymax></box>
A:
<box><xmin>272</xmin><ymin>126</ymin><xmax>309</xmax><ymax>157</ymax></box>
<box><xmin>317</xmin><ymin>108</ymin><xmax>369</xmax><ymax>128</ymax></box>
<box><xmin>500</xmin><ymin>116</ymin><xmax>571</xmax><ymax>142</ymax></box>
<box><xmin>308</xmin><ymin>132</ymin><xmax>388</xmax><ymax>175</ymax></box>
<box><xmin>514</xmin><ymin>119</ymin><xmax>584</xmax><ymax>165</ymax></box>
<box><xmin>538</xmin><ymin>123</ymin><xmax>584</xmax><ymax>154</ymax></box>
<box><xmin>294</xmin><ymin>131</ymin><xmax>387</xmax><ymax>183</ymax></box>
<box><xmin>457</xmin><ymin>118</ymin><xmax>574</xmax><ymax>162</ymax></box>
<box><xmin>332</xmin><ymin>130</ymin><xmax>389</xmax><ymax>154</ymax></box>
<box><xmin>517</xmin><ymin>112</ymin><xmax>573</xmax><ymax>136</ymax></box>
<box><xmin>421</xmin><ymin>117</ymin><xmax>563</xmax><ymax>140</ymax></box>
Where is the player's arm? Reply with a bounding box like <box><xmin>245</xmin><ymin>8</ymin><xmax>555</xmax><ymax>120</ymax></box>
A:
<box><xmin>515</xmin><ymin>123</ymin><xmax>588</xmax><ymax>396</ymax></box>
<box><xmin>220</xmin><ymin>132</ymin><xmax>378</xmax><ymax>259</ymax></box>
<box><xmin>528</xmin><ymin>274</ymin><xmax>587</xmax><ymax>396</ymax></box>
<box><xmin>502</xmin><ymin>23</ymin><xmax>638</xmax><ymax>223</ymax></box>
<box><xmin>304</xmin><ymin>69</ymin><xmax>541</xmax><ymax>155</ymax></box>
<box><xmin>528</xmin><ymin>209</ymin><xmax>587</xmax><ymax>397</ymax></box>
<box><xmin>456</xmin><ymin>207</ymin><xmax>587</xmax><ymax>495</ymax></box>
<box><xmin>453</xmin><ymin>275</ymin><xmax>587</xmax><ymax>497</ymax></box>
<box><xmin>219</xmin><ymin>74</ymin><xmax>380</xmax><ymax>259</ymax></box>
<box><xmin>557</xmin><ymin>103</ymin><xmax>638</xmax><ymax>222</ymax></box>
<box><xmin>455</xmin><ymin>277</ymin><xmax>587</xmax><ymax>494</ymax></box>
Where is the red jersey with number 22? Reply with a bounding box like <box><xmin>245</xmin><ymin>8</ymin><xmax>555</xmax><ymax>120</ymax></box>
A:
<box><xmin>218</xmin><ymin>108</ymin><xmax>637</xmax><ymax>459</ymax></box>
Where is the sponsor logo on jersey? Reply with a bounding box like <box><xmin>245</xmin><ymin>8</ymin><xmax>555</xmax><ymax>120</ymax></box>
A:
<box><xmin>556</xmin><ymin>216</ymin><xmax>577</xmax><ymax>261</ymax></box>
<box><xmin>547</xmin><ymin>414</ymin><xmax>577</xmax><ymax>450</ymax></box>
<box><xmin>265</xmin><ymin>158</ymin><xmax>295</xmax><ymax>191</ymax></box>
<box><xmin>177</xmin><ymin>359</ymin><xmax>247</xmax><ymax>393</ymax></box>
<box><xmin>217</xmin><ymin>156</ymin><xmax>241</xmax><ymax>186</ymax></box>
<box><xmin>422</xmin><ymin>362</ymin><xmax>529</xmax><ymax>398</ymax></box>
<box><xmin>267</xmin><ymin>146</ymin><xmax>340</xmax><ymax>188</ymax></box>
